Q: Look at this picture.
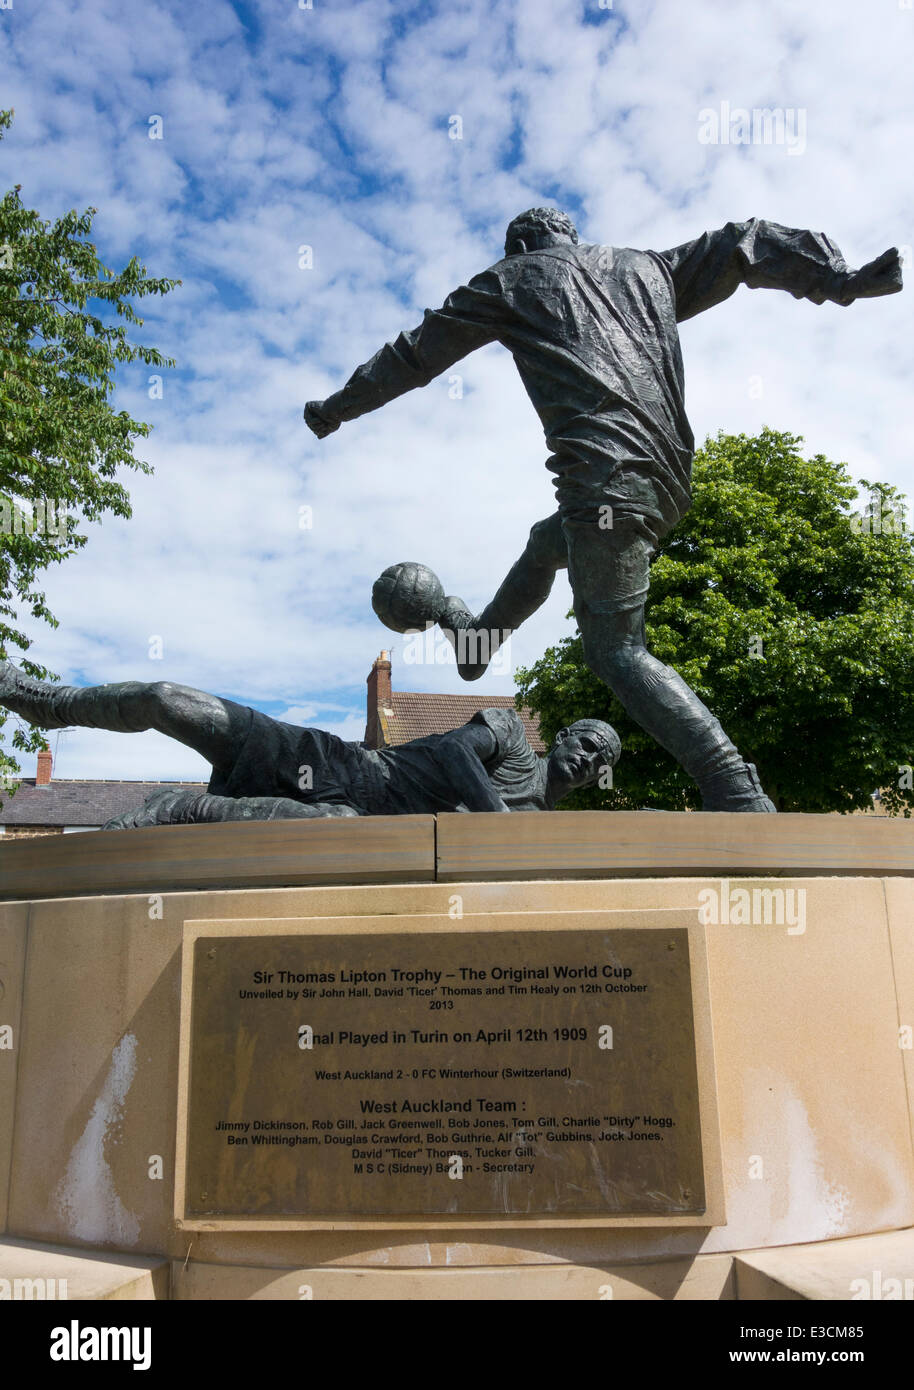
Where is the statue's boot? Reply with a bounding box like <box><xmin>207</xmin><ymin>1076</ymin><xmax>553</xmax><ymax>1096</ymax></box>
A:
<box><xmin>0</xmin><ymin>661</ymin><xmax>151</xmax><ymax>732</ymax></box>
<box><xmin>439</xmin><ymin>557</ymin><xmax>560</xmax><ymax>681</ymax></box>
<box><xmin>434</xmin><ymin>515</ymin><xmax>567</xmax><ymax>680</ymax></box>
<box><xmin>698</xmin><ymin>760</ymin><xmax>776</xmax><ymax>812</ymax></box>
<box><xmin>598</xmin><ymin>650</ymin><xmax>776</xmax><ymax>812</ymax></box>
<box><xmin>104</xmin><ymin>788</ymin><xmax>201</xmax><ymax>829</ymax></box>
<box><xmin>104</xmin><ymin>788</ymin><xmax>362</xmax><ymax>830</ymax></box>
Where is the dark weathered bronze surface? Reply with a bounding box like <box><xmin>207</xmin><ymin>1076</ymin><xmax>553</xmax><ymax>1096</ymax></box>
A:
<box><xmin>309</xmin><ymin>208</ymin><xmax>901</xmax><ymax>811</ymax></box>
<box><xmin>184</xmin><ymin>928</ymin><xmax>705</xmax><ymax>1218</ymax></box>
<box><xmin>0</xmin><ymin>662</ymin><xmax>618</xmax><ymax>822</ymax></box>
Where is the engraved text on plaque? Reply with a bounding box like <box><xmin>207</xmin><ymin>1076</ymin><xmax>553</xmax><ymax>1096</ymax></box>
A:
<box><xmin>184</xmin><ymin>928</ymin><xmax>705</xmax><ymax>1219</ymax></box>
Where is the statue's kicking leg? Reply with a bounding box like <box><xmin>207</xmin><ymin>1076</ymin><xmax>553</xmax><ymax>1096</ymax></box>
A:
<box><xmin>561</xmin><ymin>517</ymin><xmax>776</xmax><ymax>812</ymax></box>
<box><xmin>439</xmin><ymin>512</ymin><xmax>567</xmax><ymax>680</ymax></box>
<box><xmin>0</xmin><ymin>663</ymin><xmax>245</xmax><ymax>773</ymax></box>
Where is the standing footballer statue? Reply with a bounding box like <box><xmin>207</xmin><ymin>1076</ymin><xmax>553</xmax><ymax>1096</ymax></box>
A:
<box><xmin>305</xmin><ymin>211</ymin><xmax>902</xmax><ymax>813</ymax></box>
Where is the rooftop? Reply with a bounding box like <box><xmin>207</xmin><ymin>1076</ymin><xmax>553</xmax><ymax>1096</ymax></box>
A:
<box><xmin>385</xmin><ymin>690</ymin><xmax>544</xmax><ymax>751</ymax></box>
<box><xmin>0</xmin><ymin>778</ymin><xmax>207</xmax><ymax>827</ymax></box>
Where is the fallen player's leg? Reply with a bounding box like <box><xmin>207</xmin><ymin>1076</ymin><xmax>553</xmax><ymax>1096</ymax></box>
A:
<box><xmin>103</xmin><ymin>788</ymin><xmax>361</xmax><ymax>829</ymax></box>
<box><xmin>0</xmin><ymin>663</ymin><xmax>245</xmax><ymax>772</ymax></box>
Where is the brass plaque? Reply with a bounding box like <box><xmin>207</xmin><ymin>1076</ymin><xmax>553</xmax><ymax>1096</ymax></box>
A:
<box><xmin>184</xmin><ymin>928</ymin><xmax>705</xmax><ymax>1218</ymax></box>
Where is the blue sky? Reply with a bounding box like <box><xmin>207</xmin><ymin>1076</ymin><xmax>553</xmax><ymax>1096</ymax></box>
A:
<box><xmin>1</xmin><ymin>0</ymin><xmax>912</xmax><ymax>781</ymax></box>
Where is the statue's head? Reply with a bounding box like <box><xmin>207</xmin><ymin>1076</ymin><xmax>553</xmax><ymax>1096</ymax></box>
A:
<box><xmin>546</xmin><ymin>719</ymin><xmax>620</xmax><ymax>801</ymax></box>
<box><xmin>504</xmin><ymin>207</ymin><xmax>578</xmax><ymax>257</ymax></box>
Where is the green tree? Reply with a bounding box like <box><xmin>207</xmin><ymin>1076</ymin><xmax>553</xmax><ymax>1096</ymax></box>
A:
<box><xmin>516</xmin><ymin>427</ymin><xmax>914</xmax><ymax>814</ymax></box>
<box><xmin>0</xmin><ymin>109</ymin><xmax>178</xmax><ymax>792</ymax></box>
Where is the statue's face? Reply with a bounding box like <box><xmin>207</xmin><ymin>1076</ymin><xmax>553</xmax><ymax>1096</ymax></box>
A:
<box><xmin>547</xmin><ymin>729</ymin><xmax>609</xmax><ymax>795</ymax></box>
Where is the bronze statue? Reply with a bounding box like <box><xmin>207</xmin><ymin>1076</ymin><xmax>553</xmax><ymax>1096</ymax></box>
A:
<box><xmin>305</xmin><ymin>210</ymin><xmax>902</xmax><ymax>812</ymax></box>
<box><xmin>0</xmin><ymin>662</ymin><xmax>619</xmax><ymax>824</ymax></box>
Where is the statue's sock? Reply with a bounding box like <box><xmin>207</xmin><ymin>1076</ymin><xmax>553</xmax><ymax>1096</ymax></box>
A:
<box><xmin>0</xmin><ymin>664</ymin><xmax>152</xmax><ymax>733</ymax></box>
<box><xmin>598</xmin><ymin>652</ymin><xmax>775</xmax><ymax>810</ymax></box>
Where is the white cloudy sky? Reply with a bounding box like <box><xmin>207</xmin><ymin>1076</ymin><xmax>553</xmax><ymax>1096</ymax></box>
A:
<box><xmin>1</xmin><ymin>0</ymin><xmax>912</xmax><ymax>782</ymax></box>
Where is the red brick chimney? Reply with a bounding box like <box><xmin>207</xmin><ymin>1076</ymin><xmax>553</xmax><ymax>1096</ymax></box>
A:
<box><xmin>36</xmin><ymin>746</ymin><xmax>52</xmax><ymax>786</ymax></box>
<box><xmin>365</xmin><ymin>651</ymin><xmax>393</xmax><ymax>749</ymax></box>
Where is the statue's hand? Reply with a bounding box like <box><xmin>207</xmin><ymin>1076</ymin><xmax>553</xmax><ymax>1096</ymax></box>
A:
<box><xmin>841</xmin><ymin>248</ymin><xmax>903</xmax><ymax>301</ymax></box>
<box><xmin>304</xmin><ymin>400</ymin><xmax>341</xmax><ymax>438</ymax></box>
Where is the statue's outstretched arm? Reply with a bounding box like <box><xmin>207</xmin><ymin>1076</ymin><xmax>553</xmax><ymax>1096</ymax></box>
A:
<box><xmin>304</xmin><ymin>269</ymin><xmax>505</xmax><ymax>437</ymax></box>
<box><xmin>657</xmin><ymin>218</ymin><xmax>902</xmax><ymax>322</ymax></box>
<box><xmin>437</xmin><ymin>724</ymin><xmax>510</xmax><ymax>813</ymax></box>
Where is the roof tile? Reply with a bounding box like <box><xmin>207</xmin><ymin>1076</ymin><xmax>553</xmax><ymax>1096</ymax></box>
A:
<box><xmin>0</xmin><ymin>781</ymin><xmax>207</xmax><ymax>826</ymax></box>
<box><xmin>386</xmin><ymin>692</ymin><xmax>545</xmax><ymax>752</ymax></box>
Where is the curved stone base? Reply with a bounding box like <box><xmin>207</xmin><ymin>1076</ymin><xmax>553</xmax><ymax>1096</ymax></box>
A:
<box><xmin>1</xmin><ymin>815</ymin><xmax>912</xmax><ymax>1299</ymax></box>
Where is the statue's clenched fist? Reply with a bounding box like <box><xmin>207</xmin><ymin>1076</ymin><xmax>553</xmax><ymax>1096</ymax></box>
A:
<box><xmin>842</xmin><ymin>247</ymin><xmax>904</xmax><ymax>302</ymax></box>
<box><xmin>304</xmin><ymin>400</ymin><xmax>340</xmax><ymax>438</ymax></box>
